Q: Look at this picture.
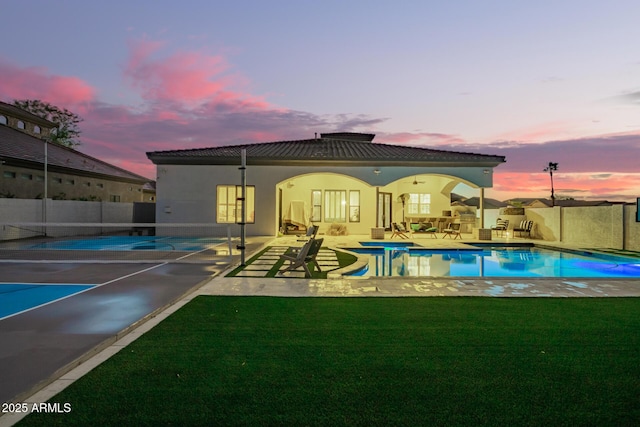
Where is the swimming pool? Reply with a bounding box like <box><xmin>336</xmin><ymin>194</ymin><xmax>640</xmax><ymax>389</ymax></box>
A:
<box><xmin>23</xmin><ymin>236</ymin><xmax>225</xmax><ymax>251</ymax></box>
<box><xmin>347</xmin><ymin>245</ymin><xmax>640</xmax><ymax>278</ymax></box>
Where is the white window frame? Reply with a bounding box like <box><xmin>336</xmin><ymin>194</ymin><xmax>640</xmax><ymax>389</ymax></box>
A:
<box><xmin>217</xmin><ymin>185</ymin><xmax>255</xmax><ymax>224</ymax></box>
<box><xmin>310</xmin><ymin>190</ymin><xmax>322</xmax><ymax>222</ymax></box>
<box><xmin>349</xmin><ymin>190</ymin><xmax>360</xmax><ymax>222</ymax></box>
<box><xmin>324</xmin><ymin>190</ymin><xmax>347</xmax><ymax>222</ymax></box>
<box><xmin>407</xmin><ymin>193</ymin><xmax>431</xmax><ymax>216</ymax></box>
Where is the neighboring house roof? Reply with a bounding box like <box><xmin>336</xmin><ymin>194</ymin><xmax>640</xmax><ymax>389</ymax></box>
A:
<box><xmin>505</xmin><ymin>198</ymin><xmax>543</xmax><ymax>205</ymax></box>
<box><xmin>146</xmin><ymin>133</ymin><xmax>506</xmax><ymax>167</ymax></box>
<box><xmin>0</xmin><ymin>124</ymin><xmax>150</xmax><ymax>184</ymax></box>
<box><xmin>457</xmin><ymin>197</ymin><xmax>508</xmax><ymax>209</ymax></box>
<box><xmin>0</xmin><ymin>101</ymin><xmax>56</xmax><ymax>128</ymax></box>
<box><xmin>553</xmin><ymin>200</ymin><xmax>616</xmax><ymax>207</ymax></box>
<box><xmin>505</xmin><ymin>198</ymin><xmax>616</xmax><ymax>207</ymax></box>
<box><xmin>450</xmin><ymin>192</ymin><xmax>467</xmax><ymax>204</ymax></box>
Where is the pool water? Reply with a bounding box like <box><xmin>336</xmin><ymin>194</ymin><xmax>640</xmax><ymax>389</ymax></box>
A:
<box><xmin>348</xmin><ymin>246</ymin><xmax>640</xmax><ymax>278</ymax></box>
<box><xmin>24</xmin><ymin>236</ymin><xmax>224</xmax><ymax>251</ymax></box>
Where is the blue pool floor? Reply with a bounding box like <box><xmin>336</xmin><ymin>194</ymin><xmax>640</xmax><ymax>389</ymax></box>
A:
<box><xmin>347</xmin><ymin>246</ymin><xmax>640</xmax><ymax>278</ymax></box>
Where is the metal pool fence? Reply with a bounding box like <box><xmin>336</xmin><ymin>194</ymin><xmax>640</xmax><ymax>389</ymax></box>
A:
<box><xmin>0</xmin><ymin>222</ymin><xmax>234</xmax><ymax>264</ymax></box>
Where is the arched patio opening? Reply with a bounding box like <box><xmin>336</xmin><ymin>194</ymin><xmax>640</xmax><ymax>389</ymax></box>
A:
<box><xmin>274</xmin><ymin>172</ymin><xmax>485</xmax><ymax>236</ymax></box>
<box><xmin>276</xmin><ymin>172</ymin><xmax>373</xmax><ymax>235</ymax></box>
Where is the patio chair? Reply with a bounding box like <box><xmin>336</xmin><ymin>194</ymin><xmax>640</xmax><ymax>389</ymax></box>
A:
<box><xmin>297</xmin><ymin>224</ymin><xmax>319</xmax><ymax>241</ymax></box>
<box><xmin>513</xmin><ymin>220</ymin><xmax>534</xmax><ymax>238</ymax></box>
<box><xmin>491</xmin><ymin>218</ymin><xmax>509</xmax><ymax>237</ymax></box>
<box><xmin>391</xmin><ymin>222</ymin><xmax>410</xmax><ymax>239</ymax></box>
<box><xmin>443</xmin><ymin>222</ymin><xmax>462</xmax><ymax>239</ymax></box>
<box><xmin>278</xmin><ymin>238</ymin><xmax>324</xmax><ymax>277</ymax></box>
<box><xmin>410</xmin><ymin>222</ymin><xmax>438</xmax><ymax>239</ymax></box>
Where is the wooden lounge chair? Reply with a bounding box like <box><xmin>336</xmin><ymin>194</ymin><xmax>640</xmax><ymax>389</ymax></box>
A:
<box><xmin>491</xmin><ymin>218</ymin><xmax>509</xmax><ymax>237</ymax></box>
<box><xmin>410</xmin><ymin>222</ymin><xmax>438</xmax><ymax>239</ymax></box>
<box><xmin>278</xmin><ymin>238</ymin><xmax>324</xmax><ymax>277</ymax></box>
<box><xmin>443</xmin><ymin>222</ymin><xmax>462</xmax><ymax>239</ymax></box>
<box><xmin>297</xmin><ymin>224</ymin><xmax>319</xmax><ymax>241</ymax></box>
<box><xmin>513</xmin><ymin>220</ymin><xmax>533</xmax><ymax>238</ymax></box>
<box><xmin>391</xmin><ymin>222</ymin><xmax>410</xmax><ymax>239</ymax></box>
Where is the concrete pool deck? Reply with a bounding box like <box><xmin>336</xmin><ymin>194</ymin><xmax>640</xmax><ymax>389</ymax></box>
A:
<box><xmin>1</xmin><ymin>233</ymin><xmax>639</xmax><ymax>426</ymax></box>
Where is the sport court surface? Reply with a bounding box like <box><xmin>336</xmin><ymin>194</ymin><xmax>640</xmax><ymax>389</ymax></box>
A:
<box><xmin>0</xmin><ymin>283</ymin><xmax>94</xmax><ymax>319</ymax></box>
<box><xmin>0</xmin><ymin>260</ymin><xmax>223</xmax><ymax>404</ymax></box>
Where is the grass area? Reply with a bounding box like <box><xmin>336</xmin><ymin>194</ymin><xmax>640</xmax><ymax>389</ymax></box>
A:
<box><xmin>225</xmin><ymin>246</ymin><xmax>358</xmax><ymax>278</ymax></box>
<box><xmin>19</xmin><ymin>297</ymin><xmax>640</xmax><ymax>426</ymax></box>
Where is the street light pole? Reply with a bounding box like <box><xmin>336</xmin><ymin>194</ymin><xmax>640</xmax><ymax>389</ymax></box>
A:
<box><xmin>543</xmin><ymin>162</ymin><xmax>558</xmax><ymax>207</ymax></box>
<box><xmin>43</xmin><ymin>140</ymin><xmax>48</xmax><ymax>235</ymax></box>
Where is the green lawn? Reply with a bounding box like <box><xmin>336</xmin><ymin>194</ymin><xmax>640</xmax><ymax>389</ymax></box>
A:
<box><xmin>19</xmin><ymin>297</ymin><xmax>640</xmax><ymax>426</ymax></box>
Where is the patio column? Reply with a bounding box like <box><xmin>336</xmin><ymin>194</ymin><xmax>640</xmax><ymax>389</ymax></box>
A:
<box><xmin>479</xmin><ymin>188</ymin><xmax>485</xmax><ymax>228</ymax></box>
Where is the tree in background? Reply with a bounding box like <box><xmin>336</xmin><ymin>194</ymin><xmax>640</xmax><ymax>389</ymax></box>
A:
<box><xmin>12</xmin><ymin>99</ymin><xmax>83</xmax><ymax>148</ymax></box>
<box><xmin>543</xmin><ymin>162</ymin><xmax>559</xmax><ymax>207</ymax></box>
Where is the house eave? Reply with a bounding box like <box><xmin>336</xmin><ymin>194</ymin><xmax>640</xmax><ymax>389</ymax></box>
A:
<box><xmin>147</xmin><ymin>156</ymin><xmax>505</xmax><ymax>168</ymax></box>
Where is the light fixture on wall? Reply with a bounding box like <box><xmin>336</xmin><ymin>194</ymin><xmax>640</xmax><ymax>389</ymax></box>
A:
<box><xmin>373</xmin><ymin>169</ymin><xmax>381</xmax><ymax>175</ymax></box>
<box><xmin>483</xmin><ymin>169</ymin><xmax>491</xmax><ymax>175</ymax></box>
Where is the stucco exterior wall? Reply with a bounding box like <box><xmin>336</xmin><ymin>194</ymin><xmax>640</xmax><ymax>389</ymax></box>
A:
<box><xmin>525</xmin><ymin>207</ymin><xmax>561</xmax><ymax>241</ymax></box>
<box><xmin>507</xmin><ymin>205</ymin><xmax>639</xmax><ymax>251</ymax></box>
<box><xmin>154</xmin><ymin>164</ymin><xmax>496</xmax><ymax>236</ymax></box>
<box><xmin>623</xmin><ymin>204</ymin><xmax>640</xmax><ymax>251</ymax></box>
<box><xmin>561</xmin><ymin>206</ymin><xmax>624</xmax><ymax>248</ymax></box>
<box><xmin>0</xmin><ymin>163</ymin><xmax>149</xmax><ymax>202</ymax></box>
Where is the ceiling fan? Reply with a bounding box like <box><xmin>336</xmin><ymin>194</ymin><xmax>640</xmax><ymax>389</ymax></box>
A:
<box><xmin>406</xmin><ymin>176</ymin><xmax>426</xmax><ymax>185</ymax></box>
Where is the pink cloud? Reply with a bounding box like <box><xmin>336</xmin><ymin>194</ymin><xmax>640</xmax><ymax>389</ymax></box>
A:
<box><xmin>493</xmin><ymin>121</ymin><xmax>572</xmax><ymax>143</ymax></box>
<box><xmin>123</xmin><ymin>39</ymin><xmax>269</xmax><ymax>109</ymax></box>
<box><xmin>0</xmin><ymin>59</ymin><xmax>95</xmax><ymax>107</ymax></box>
<box><xmin>381</xmin><ymin>131</ymin><xmax>467</xmax><ymax>146</ymax></box>
<box><xmin>456</xmin><ymin>132</ymin><xmax>640</xmax><ymax>174</ymax></box>
<box><xmin>489</xmin><ymin>171</ymin><xmax>639</xmax><ymax>202</ymax></box>
<box><xmin>2</xmin><ymin>42</ymin><xmax>638</xmax><ymax>203</ymax></box>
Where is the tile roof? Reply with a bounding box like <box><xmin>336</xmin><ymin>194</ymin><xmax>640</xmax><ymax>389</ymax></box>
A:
<box><xmin>504</xmin><ymin>198</ymin><xmax>619</xmax><ymax>207</ymax></box>
<box><xmin>0</xmin><ymin>124</ymin><xmax>149</xmax><ymax>183</ymax></box>
<box><xmin>0</xmin><ymin>101</ymin><xmax>56</xmax><ymax>128</ymax></box>
<box><xmin>147</xmin><ymin>134</ymin><xmax>506</xmax><ymax>167</ymax></box>
<box><xmin>455</xmin><ymin>197</ymin><xmax>508</xmax><ymax>209</ymax></box>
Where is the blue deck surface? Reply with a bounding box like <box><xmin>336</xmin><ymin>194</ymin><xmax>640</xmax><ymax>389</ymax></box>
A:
<box><xmin>0</xmin><ymin>283</ymin><xmax>95</xmax><ymax>319</ymax></box>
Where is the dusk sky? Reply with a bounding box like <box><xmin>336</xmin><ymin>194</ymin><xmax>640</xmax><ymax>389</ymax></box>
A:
<box><xmin>1</xmin><ymin>1</ymin><xmax>639</xmax><ymax>202</ymax></box>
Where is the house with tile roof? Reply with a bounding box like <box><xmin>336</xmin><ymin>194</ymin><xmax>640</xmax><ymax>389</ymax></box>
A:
<box><xmin>0</xmin><ymin>101</ymin><xmax>153</xmax><ymax>202</ymax></box>
<box><xmin>505</xmin><ymin>197</ymin><xmax>620</xmax><ymax>208</ymax></box>
<box><xmin>147</xmin><ymin>132</ymin><xmax>505</xmax><ymax>236</ymax></box>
